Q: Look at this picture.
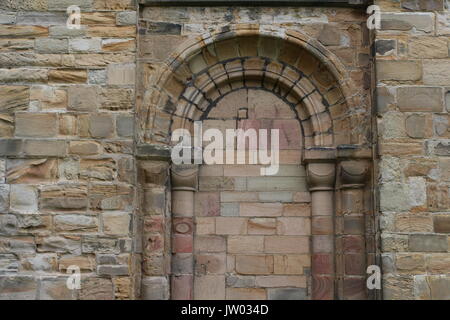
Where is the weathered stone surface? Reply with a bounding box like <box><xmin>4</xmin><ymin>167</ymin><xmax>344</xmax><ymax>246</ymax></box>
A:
<box><xmin>48</xmin><ymin>0</ymin><xmax>93</xmax><ymax>11</ymax></box>
<box><xmin>7</xmin><ymin>158</ymin><xmax>57</xmax><ymax>183</ymax></box>
<box><xmin>69</xmin><ymin>141</ymin><xmax>101</xmax><ymax>155</ymax></box>
<box><xmin>0</xmin><ymin>86</ymin><xmax>29</xmax><ymax>112</ymax></box>
<box><xmin>383</xmin><ymin>274</ymin><xmax>414</xmax><ymax>300</ymax></box>
<box><xmin>68</xmin><ymin>85</ymin><xmax>99</xmax><ymax>111</ymax></box>
<box><xmin>0</xmin><ymin>114</ymin><xmax>14</xmax><ymax>137</ymax></box>
<box><xmin>433</xmin><ymin>215</ymin><xmax>450</xmax><ymax>233</ymax></box>
<box><xmin>0</xmin><ymin>236</ymin><xmax>36</xmax><ymax>254</ymax></box>
<box><xmin>141</xmin><ymin>276</ymin><xmax>169</xmax><ymax>300</ymax></box>
<box><xmin>398</xmin><ymin>87</ymin><xmax>443</xmax><ymax>112</ymax></box>
<box><xmin>0</xmin><ymin>25</ymin><xmax>48</xmax><ymax>38</ymax></box>
<box><xmin>88</xmin><ymin>114</ymin><xmax>114</xmax><ymax>138</ymax></box>
<box><xmin>97</xmin><ymin>265</ymin><xmax>129</xmax><ymax>276</ymax></box>
<box><xmin>0</xmin><ymin>253</ymin><xmax>19</xmax><ymax>273</ymax></box>
<box><xmin>194</xmin><ymin>275</ymin><xmax>225</xmax><ymax>299</ymax></box>
<box><xmin>381</xmin><ymin>13</ymin><xmax>434</xmax><ymax>33</ymax></box>
<box><xmin>107</xmin><ymin>63</ymin><xmax>135</xmax><ymax>85</ymax></box>
<box><xmin>37</xmin><ymin>236</ymin><xmax>80</xmax><ymax>254</ymax></box>
<box><xmin>235</xmin><ymin>255</ymin><xmax>273</xmax><ymax>274</ymax></box>
<box><xmin>116</xmin><ymin>115</ymin><xmax>134</xmax><ymax>138</ymax></box>
<box><xmin>49</xmin><ymin>26</ymin><xmax>86</xmax><ymax>38</ymax></box>
<box><xmin>0</xmin><ymin>13</ymin><xmax>16</xmax><ymax>25</ymax></box>
<box><xmin>15</xmin><ymin>113</ymin><xmax>57</xmax><ymax>137</ymax></box>
<box><xmin>116</xmin><ymin>11</ymin><xmax>136</xmax><ymax>26</ymax></box>
<box><xmin>414</xmin><ymin>275</ymin><xmax>450</xmax><ymax>300</ymax></box>
<box><xmin>30</xmin><ymin>85</ymin><xmax>66</xmax><ymax>110</ymax></box>
<box><xmin>379</xmin><ymin>183</ymin><xmax>411</xmax><ymax>212</ymax></box>
<box><xmin>268</xmin><ymin>288</ymin><xmax>307</xmax><ymax>300</ymax></box>
<box><xmin>377</xmin><ymin>60</ymin><xmax>422</xmax><ymax>81</ymax></box>
<box><xmin>0</xmin><ymin>184</ymin><xmax>9</xmax><ymax>212</ymax></box>
<box><xmin>0</xmin><ymin>160</ymin><xmax>5</xmax><ymax>183</ymax></box>
<box><xmin>226</xmin><ymin>275</ymin><xmax>255</xmax><ymax>288</ymax></box>
<box><xmin>226</xmin><ymin>287</ymin><xmax>266</xmax><ymax>300</ymax></box>
<box><xmin>423</xmin><ymin>60</ymin><xmax>450</xmax><ymax>86</ymax></box>
<box><xmin>81</xmin><ymin>236</ymin><xmax>119</xmax><ymax>254</ymax></box>
<box><xmin>437</xmin><ymin>13</ymin><xmax>450</xmax><ymax>35</ymax></box>
<box><xmin>408</xmin><ymin>37</ymin><xmax>448</xmax><ymax>59</ymax></box>
<box><xmin>409</xmin><ymin>234</ymin><xmax>448</xmax><ymax>252</ymax></box>
<box><xmin>0</xmin><ymin>68</ymin><xmax>47</xmax><ymax>83</ymax></box>
<box><xmin>0</xmin><ymin>275</ymin><xmax>37</xmax><ymax>300</ymax></box>
<box><xmin>405</xmin><ymin>114</ymin><xmax>426</xmax><ymax>139</ymax></box>
<box><xmin>88</xmin><ymin>69</ymin><xmax>107</xmax><ymax>84</ymax></box>
<box><xmin>40</xmin><ymin>185</ymin><xmax>87</xmax><ymax>212</ymax></box>
<box><xmin>102</xmin><ymin>212</ymin><xmax>130</xmax><ymax>236</ymax></box>
<box><xmin>79</xmin><ymin>277</ymin><xmax>114</xmax><ymax>300</ymax></box>
<box><xmin>23</xmin><ymin>140</ymin><xmax>66</xmax><ymax>157</ymax></box>
<box><xmin>54</xmin><ymin>215</ymin><xmax>98</xmax><ymax>232</ymax></box>
<box><xmin>69</xmin><ymin>38</ymin><xmax>101</xmax><ymax>53</ymax></box>
<box><xmin>401</xmin><ymin>0</ymin><xmax>444</xmax><ymax>11</ymax></box>
<box><xmin>58</xmin><ymin>255</ymin><xmax>94</xmax><ymax>272</ymax></box>
<box><xmin>9</xmin><ymin>185</ymin><xmax>38</xmax><ymax>214</ymax></box>
<box><xmin>39</xmin><ymin>276</ymin><xmax>76</xmax><ymax>300</ymax></box>
<box><xmin>80</xmin><ymin>158</ymin><xmax>116</xmax><ymax>181</ymax></box>
<box><xmin>0</xmin><ymin>214</ymin><xmax>17</xmax><ymax>235</ymax></box>
<box><xmin>35</xmin><ymin>38</ymin><xmax>68</xmax><ymax>53</ymax></box>
<box><xmin>22</xmin><ymin>253</ymin><xmax>57</xmax><ymax>272</ymax></box>
<box><xmin>100</xmin><ymin>88</ymin><xmax>134</xmax><ymax>110</ymax></box>
<box><xmin>49</xmin><ymin>69</ymin><xmax>87</xmax><ymax>84</ymax></box>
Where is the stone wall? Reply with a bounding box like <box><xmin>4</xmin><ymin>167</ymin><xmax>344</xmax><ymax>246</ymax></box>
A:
<box><xmin>1</xmin><ymin>0</ymin><xmax>450</xmax><ymax>301</ymax></box>
<box><xmin>375</xmin><ymin>0</ymin><xmax>450</xmax><ymax>300</ymax></box>
<box><xmin>137</xmin><ymin>5</ymin><xmax>374</xmax><ymax>300</ymax></box>
<box><xmin>0</xmin><ymin>0</ymin><xmax>138</xmax><ymax>299</ymax></box>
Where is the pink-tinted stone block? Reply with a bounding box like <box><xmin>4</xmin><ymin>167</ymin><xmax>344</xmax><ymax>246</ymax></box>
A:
<box><xmin>173</xmin><ymin>234</ymin><xmax>193</xmax><ymax>253</ymax></box>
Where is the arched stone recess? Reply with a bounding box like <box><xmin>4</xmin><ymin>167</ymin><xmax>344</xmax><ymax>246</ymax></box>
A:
<box><xmin>138</xmin><ymin>25</ymin><xmax>362</xmax><ymax>148</ymax></box>
<box><xmin>137</xmin><ymin>25</ymin><xmax>375</xmax><ymax>300</ymax></box>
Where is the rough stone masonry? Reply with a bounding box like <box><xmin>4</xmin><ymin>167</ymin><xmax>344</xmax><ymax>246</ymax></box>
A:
<box><xmin>0</xmin><ymin>0</ymin><xmax>448</xmax><ymax>300</ymax></box>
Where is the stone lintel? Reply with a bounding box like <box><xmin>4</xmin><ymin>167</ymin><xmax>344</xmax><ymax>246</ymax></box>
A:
<box><xmin>337</xmin><ymin>144</ymin><xmax>372</xmax><ymax>159</ymax></box>
<box><xmin>136</xmin><ymin>144</ymin><xmax>171</xmax><ymax>161</ymax></box>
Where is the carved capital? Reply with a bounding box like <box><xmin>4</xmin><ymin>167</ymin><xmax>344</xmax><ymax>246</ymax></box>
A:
<box><xmin>171</xmin><ymin>165</ymin><xmax>198</xmax><ymax>191</ymax></box>
<box><xmin>138</xmin><ymin>160</ymin><xmax>169</xmax><ymax>186</ymax></box>
<box><xmin>339</xmin><ymin>160</ymin><xmax>370</xmax><ymax>189</ymax></box>
<box><xmin>306</xmin><ymin>163</ymin><xmax>336</xmax><ymax>191</ymax></box>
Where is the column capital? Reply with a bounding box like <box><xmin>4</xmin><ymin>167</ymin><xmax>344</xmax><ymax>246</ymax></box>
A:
<box><xmin>339</xmin><ymin>160</ymin><xmax>370</xmax><ymax>189</ymax></box>
<box><xmin>171</xmin><ymin>165</ymin><xmax>199</xmax><ymax>191</ymax></box>
<box><xmin>306</xmin><ymin>162</ymin><xmax>336</xmax><ymax>191</ymax></box>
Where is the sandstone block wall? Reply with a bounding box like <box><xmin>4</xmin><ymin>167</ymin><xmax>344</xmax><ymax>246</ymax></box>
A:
<box><xmin>0</xmin><ymin>0</ymin><xmax>138</xmax><ymax>299</ymax></box>
<box><xmin>0</xmin><ymin>0</ymin><xmax>449</xmax><ymax>300</ymax></box>
<box><xmin>376</xmin><ymin>0</ymin><xmax>450</xmax><ymax>300</ymax></box>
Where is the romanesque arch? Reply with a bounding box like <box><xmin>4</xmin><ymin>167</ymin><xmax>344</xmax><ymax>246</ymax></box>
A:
<box><xmin>137</xmin><ymin>25</ymin><xmax>374</xmax><ymax>300</ymax></box>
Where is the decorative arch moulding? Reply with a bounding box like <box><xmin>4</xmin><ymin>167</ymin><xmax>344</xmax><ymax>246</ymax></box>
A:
<box><xmin>138</xmin><ymin>25</ymin><xmax>365</xmax><ymax>151</ymax></box>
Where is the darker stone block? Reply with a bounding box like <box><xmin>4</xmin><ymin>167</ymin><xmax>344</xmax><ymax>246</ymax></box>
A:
<box><xmin>344</xmin><ymin>254</ymin><xmax>366</xmax><ymax>275</ymax></box>
<box><xmin>136</xmin><ymin>145</ymin><xmax>171</xmax><ymax>161</ymax></box>
<box><xmin>143</xmin><ymin>22</ymin><xmax>182</xmax><ymax>35</ymax></box>
<box><xmin>434</xmin><ymin>142</ymin><xmax>450</xmax><ymax>156</ymax></box>
<box><xmin>343</xmin><ymin>217</ymin><xmax>365</xmax><ymax>235</ymax></box>
<box><xmin>0</xmin><ymin>275</ymin><xmax>37</xmax><ymax>299</ymax></box>
<box><xmin>116</xmin><ymin>115</ymin><xmax>134</xmax><ymax>138</ymax></box>
<box><xmin>97</xmin><ymin>265</ymin><xmax>129</xmax><ymax>276</ymax></box>
<box><xmin>409</xmin><ymin>234</ymin><xmax>448</xmax><ymax>252</ymax></box>
<box><xmin>401</xmin><ymin>0</ymin><xmax>444</xmax><ymax>11</ymax></box>
<box><xmin>268</xmin><ymin>288</ymin><xmax>307</xmax><ymax>300</ymax></box>
<box><xmin>343</xmin><ymin>277</ymin><xmax>367</xmax><ymax>299</ymax></box>
<box><xmin>376</xmin><ymin>39</ymin><xmax>396</xmax><ymax>56</ymax></box>
<box><xmin>172</xmin><ymin>253</ymin><xmax>193</xmax><ymax>274</ymax></box>
<box><xmin>434</xmin><ymin>215</ymin><xmax>450</xmax><ymax>233</ymax></box>
<box><xmin>0</xmin><ymin>139</ymin><xmax>23</xmax><ymax>156</ymax></box>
